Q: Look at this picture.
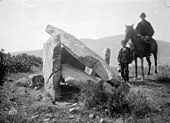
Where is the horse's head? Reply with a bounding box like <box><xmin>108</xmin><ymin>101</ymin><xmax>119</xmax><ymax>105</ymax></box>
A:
<box><xmin>124</xmin><ymin>24</ymin><xmax>134</xmax><ymax>44</ymax></box>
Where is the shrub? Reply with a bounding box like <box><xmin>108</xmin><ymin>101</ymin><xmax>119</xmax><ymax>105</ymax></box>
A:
<box><xmin>79</xmin><ymin>80</ymin><xmax>130</xmax><ymax>117</ymax></box>
<box><xmin>79</xmin><ymin>81</ymin><xmax>107</xmax><ymax>110</ymax></box>
<box><xmin>79</xmin><ymin>80</ymin><xmax>156</xmax><ymax>119</ymax></box>
<box><xmin>126</xmin><ymin>91</ymin><xmax>151</xmax><ymax>119</ymax></box>
<box><xmin>0</xmin><ymin>50</ymin><xmax>42</xmax><ymax>74</ymax></box>
<box><xmin>156</xmin><ymin>65</ymin><xmax>170</xmax><ymax>83</ymax></box>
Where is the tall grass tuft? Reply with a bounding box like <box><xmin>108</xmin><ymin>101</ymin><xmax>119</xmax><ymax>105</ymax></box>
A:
<box><xmin>156</xmin><ymin>65</ymin><xmax>170</xmax><ymax>83</ymax></box>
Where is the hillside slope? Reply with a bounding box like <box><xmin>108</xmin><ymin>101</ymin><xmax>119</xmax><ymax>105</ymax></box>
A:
<box><xmin>12</xmin><ymin>35</ymin><xmax>170</xmax><ymax>66</ymax></box>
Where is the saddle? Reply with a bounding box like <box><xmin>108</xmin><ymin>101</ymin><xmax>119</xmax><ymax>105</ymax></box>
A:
<box><xmin>141</xmin><ymin>36</ymin><xmax>151</xmax><ymax>44</ymax></box>
<box><xmin>138</xmin><ymin>36</ymin><xmax>151</xmax><ymax>57</ymax></box>
<box><xmin>143</xmin><ymin>38</ymin><xmax>151</xmax><ymax>56</ymax></box>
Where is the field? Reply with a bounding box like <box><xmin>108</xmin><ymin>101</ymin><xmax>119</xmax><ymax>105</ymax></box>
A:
<box><xmin>0</xmin><ymin>65</ymin><xmax>170</xmax><ymax>123</ymax></box>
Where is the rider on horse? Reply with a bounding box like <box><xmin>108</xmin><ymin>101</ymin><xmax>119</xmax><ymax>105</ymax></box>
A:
<box><xmin>136</xmin><ymin>12</ymin><xmax>154</xmax><ymax>41</ymax></box>
<box><xmin>136</xmin><ymin>12</ymin><xmax>155</xmax><ymax>56</ymax></box>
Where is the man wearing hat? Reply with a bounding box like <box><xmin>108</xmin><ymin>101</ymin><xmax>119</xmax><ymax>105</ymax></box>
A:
<box><xmin>136</xmin><ymin>12</ymin><xmax>154</xmax><ymax>41</ymax></box>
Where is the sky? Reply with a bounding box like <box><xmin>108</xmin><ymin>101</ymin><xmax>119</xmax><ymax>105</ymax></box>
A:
<box><xmin>0</xmin><ymin>0</ymin><xmax>170</xmax><ymax>52</ymax></box>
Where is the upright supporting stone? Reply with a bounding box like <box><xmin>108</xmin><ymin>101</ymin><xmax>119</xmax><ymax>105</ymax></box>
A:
<box><xmin>102</xmin><ymin>48</ymin><xmax>111</xmax><ymax>65</ymax></box>
<box><xmin>43</xmin><ymin>35</ymin><xmax>62</xmax><ymax>100</ymax></box>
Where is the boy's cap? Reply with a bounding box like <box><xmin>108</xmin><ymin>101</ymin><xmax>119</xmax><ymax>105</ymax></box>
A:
<box><xmin>121</xmin><ymin>40</ymin><xmax>126</xmax><ymax>45</ymax></box>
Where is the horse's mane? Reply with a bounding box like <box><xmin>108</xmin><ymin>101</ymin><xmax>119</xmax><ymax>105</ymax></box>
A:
<box><xmin>127</xmin><ymin>27</ymin><xmax>142</xmax><ymax>46</ymax></box>
<box><xmin>130</xmin><ymin>27</ymin><xmax>138</xmax><ymax>36</ymax></box>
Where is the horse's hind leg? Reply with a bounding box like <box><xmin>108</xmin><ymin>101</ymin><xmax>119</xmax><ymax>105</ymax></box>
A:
<box><xmin>140</xmin><ymin>58</ymin><xmax>145</xmax><ymax>80</ymax></box>
<box><xmin>146</xmin><ymin>56</ymin><xmax>151</xmax><ymax>75</ymax></box>
<box><xmin>153</xmin><ymin>53</ymin><xmax>158</xmax><ymax>74</ymax></box>
<box><xmin>134</xmin><ymin>58</ymin><xmax>138</xmax><ymax>79</ymax></box>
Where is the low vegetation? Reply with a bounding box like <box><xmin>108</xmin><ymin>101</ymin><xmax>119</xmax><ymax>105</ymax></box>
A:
<box><xmin>156</xmin><ymin>65</ymin><xmax>170</xmax><ymax>83</ymax></box>
<box><xmin>0</xmin><ymin>51</ymin><xmax>42</xmax><ymax>73</ymax></box>
<box><xmin>78</xmin><ymin>81</ymin><xmax>158</xmax><ymax>120</ymax></box>
<box><xmin>0</xmin><ymin>49</ymin><xmax>42</xmax><ymax>84</ymax></box>
<box><xmin>1</xmin><ymin>49</ymin><xmax>170</xmax><ymax>122</ymax></box>
<box><xmin>79</xmin><ymin>81</ymin><xmax>130</xmax><ymax>117</ymax></box>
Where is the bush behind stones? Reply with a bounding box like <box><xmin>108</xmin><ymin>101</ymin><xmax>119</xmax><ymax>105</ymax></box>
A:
<box><xmin>79</xmin><ymin>80</ymin><xmax>155</xmax><ymax>119</ymax></box>
<box><xmin>79</xmin><ymin>80</ymin><xmax>130</xmax><ymax>117</ymax></box>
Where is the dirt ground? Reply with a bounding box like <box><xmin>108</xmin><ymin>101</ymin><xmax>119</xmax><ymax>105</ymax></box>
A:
<box><xmin>0</xmin><ymin>73</ymin><xmax>170</xmax><ymax>123</ymax></box>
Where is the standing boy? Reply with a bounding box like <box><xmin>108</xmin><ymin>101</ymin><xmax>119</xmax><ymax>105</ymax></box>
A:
<box><xmin>117</xmin><ymin>40</ymin><xmax>133</xmax><ymax>82</ymax></box>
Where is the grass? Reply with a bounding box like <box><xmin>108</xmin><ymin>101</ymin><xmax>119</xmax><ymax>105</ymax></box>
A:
<box><xmin>156</xmin><ymin>65</ymin><xmax>170</xmax><ymax>83</ymax></box>
<box><xmin>1</xmin><ymin>66</ymin><xmax>170</xmax><ymax>123</ymax></box>
<box><xmin>78</xmin><ymin>80</ymin><xmax>155</xmax><ymax>119</ymax></box>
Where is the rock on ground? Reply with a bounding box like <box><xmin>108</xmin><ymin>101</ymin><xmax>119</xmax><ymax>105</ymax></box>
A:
<box><xmin>61</xmin><ymin>64</ymin><xmax>116</xmax><ymax>94</ymax></box>
<box><xmin>28</xmin><ymin>74</ymin><xmax>44</xmax><ymax>89</ymax></box>
<box><xmin>61</xmin><ymin>64</ymin><xmax>98</xmax><ymax>88</ymax></box>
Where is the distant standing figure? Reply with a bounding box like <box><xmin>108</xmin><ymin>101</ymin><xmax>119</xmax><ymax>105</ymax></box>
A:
<box><xmin>102</xmin><ymin>48</ymin><xmax>111</xmax><ymax>65</ymax></box>
<box><xmin>117</xmin><ymin>40</ymin><xmax>133</xmax><ymax>82</ymax></box>
<box><xmin>0</xmin><ymin>49</ymin><xmax>6</xmax><ymax>85</ymax></box>
<box><xmin>136</xmin><ymin>12</ymin><xmax>154</xmax><ymax>41</ymax></box>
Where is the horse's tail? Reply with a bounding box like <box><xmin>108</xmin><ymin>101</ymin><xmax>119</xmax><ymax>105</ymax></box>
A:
<box><xmin>151</xmin><ymin>38</ymin><xmax>158</xmax><ymax>74</ymax></box>
<box><xmin>151</xmin><ymin>38</ymin><xmax>158</xmax><ymax>55</ymax></box>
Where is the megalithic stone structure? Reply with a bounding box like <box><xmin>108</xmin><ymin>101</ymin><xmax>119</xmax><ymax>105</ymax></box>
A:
<box><xmin>46</xmin><ymin>25</ymin><xmax>118</xmax><ymax>82</ymax></box>
<box><xmin>43</xmin><ymin>25</ymin><xmax>120</xmax><ymax>99</ymax></box>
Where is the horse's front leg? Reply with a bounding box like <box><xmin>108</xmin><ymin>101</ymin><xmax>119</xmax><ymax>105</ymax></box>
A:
<box><xmin>135</xmin><ymin>58</ymin><xmax>138</xmax><ymax>79</ymax></box>
<box><xmin>141</xmin><ymin>58</ymin><xmax>145</xmax><ymax>80</ymax></box>
<box><xmin>146</xmin><ymin>56</ymin><xmax>151</xmax><ymax>75</ymax></box>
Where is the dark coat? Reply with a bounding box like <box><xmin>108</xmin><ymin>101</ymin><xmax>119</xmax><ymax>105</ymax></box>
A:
<box><xmin>118</xmin><ymin>47</ymin><xmax>133</xmax><ymax>63</ymax></box>
<box><xmin>136</xmin><ymin>20</ymin><xmax>154</xmax><ymax>37</ymax></box>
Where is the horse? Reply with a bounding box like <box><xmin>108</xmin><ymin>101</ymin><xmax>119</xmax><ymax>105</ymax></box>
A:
<box><xmin>124</xmin><ymin>24</ymin><xmax>158</xmax><ymax>79</ymax></box>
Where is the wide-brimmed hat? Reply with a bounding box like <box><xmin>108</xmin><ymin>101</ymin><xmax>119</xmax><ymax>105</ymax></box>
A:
<box><xmin>140</xmin><ymin>12</ymin><xmax>146</xmax><ymax>18</ymax></box>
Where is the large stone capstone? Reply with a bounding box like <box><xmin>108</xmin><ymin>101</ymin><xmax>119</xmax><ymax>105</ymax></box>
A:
<box><xmin>46</xmin><ymin>25</ymin><xmax>118</xmax><ymax>82</ymax></box>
